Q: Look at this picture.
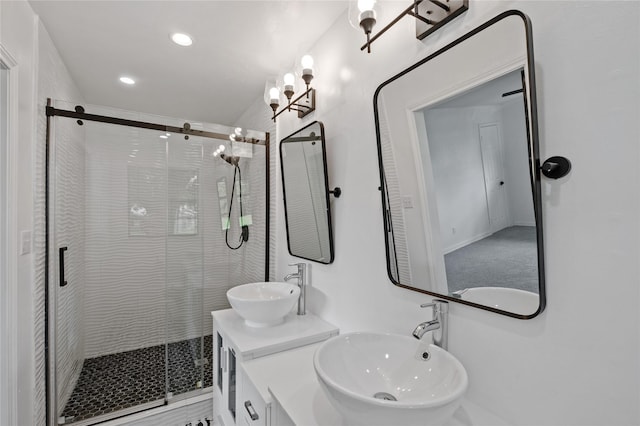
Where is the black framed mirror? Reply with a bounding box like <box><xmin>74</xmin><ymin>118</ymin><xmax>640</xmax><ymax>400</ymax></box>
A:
<box><xmin>374</xmin><ymin>10</ymin><xmax>545</xmax><ymax>318</ymax></box>
<box><xmin>280</xmin><ymin>121</ymin><xmax>335</xmax><ymax>264</ymax></box>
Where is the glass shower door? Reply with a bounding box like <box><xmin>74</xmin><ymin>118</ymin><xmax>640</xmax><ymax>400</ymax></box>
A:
<box><xmin>165</xmin><ymin>133</ymin><xmax>206</xmax><ymax>399</ymax></box>
<box><xmin>53</xmin><ymin>110</ymin><xmax>170</xmax><ymax>424</ymax></box>
<box><xmin>49</xmin><ymin>101</ymin><xmax>268</xmax><ymax>424</ymax></box>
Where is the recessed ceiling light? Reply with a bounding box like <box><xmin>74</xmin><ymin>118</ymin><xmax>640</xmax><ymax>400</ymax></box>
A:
<box><xmin>171</xmin><ymin>33</ymin><xmax>193</xmax><ymax>47</ymax></box>
<box><xmin>119</xmin><ymin>76</ymin><xmax>135</xmax><ymax>85</ymax></box>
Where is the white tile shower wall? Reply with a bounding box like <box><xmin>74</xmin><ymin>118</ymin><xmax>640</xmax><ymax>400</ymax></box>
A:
<box><xmin>235</xmin><ymin>95</ymin><xmax>277</xmax><ymax>282</ymax></box>
<box><xmin>262</xmin><ymin>1</ymin><xmax>639</xmax><ymax>425</ymax></box>
<box><xmin>377</xmin><ymin>105</ymin><xmax>412</xmax><ymax>284</ymax></box>
<box><xmin>83</xmin><ymin>117</ymin><xmax>269</xmax><ymax>357</ymax></box>
<box><xmin>83</xmin><ymin>124</ymin><xmax>167</xmax><ymax>357</ymax></box>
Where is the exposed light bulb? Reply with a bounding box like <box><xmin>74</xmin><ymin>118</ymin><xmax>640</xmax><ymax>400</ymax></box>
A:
<box><xmin>300</xmin><ymin>55</ymin><xmax>314</xmax><ymax>92</ymax></box>
<box><xmin>358</xmin><ymin>0</ymin><xmax>377</xmax><ymax>53</ymax></box>
<box><xmin>358</xmin><ymin>0</ymin><xmax>376</xmax><ymax>12</ymax></box>
<box><xmin>283</xmin><ymin>73</ymin><xmax>295</xmax><ymax>86</ymax></box>
<box><xmin>219</xmin><ymin>145</ymin><xmax>225</xmax><ymax>152</ymax></box>
<box><xmin>301</xmin><ymin>55</ymin><xmax>314</xmax><ymax>70</ymax></box>
<box><xmin>269</xmin><ymin>87</ymin><xmax>280</xmax><ymax>102</ymax></box>
<box><xmin>283</xmin><ymin>73</ymin><xmax>296</xmax><ymax>102</ymax></box>
<box><xmin>234</xmin><ymin>127</ymin><xmax>243</xmax><ymax>136</ymax></box>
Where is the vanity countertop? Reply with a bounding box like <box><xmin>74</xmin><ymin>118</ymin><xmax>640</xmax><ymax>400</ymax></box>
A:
<box><xmin>242</xmin><ymin>339</ymin><xmax>509</xmax><ymax>426</ymax></box>
<box><xmin>211</xmin><ymin>309</ymin><xmax>338</xmax><ymax>360</ymax></box>
<box><xmin>242</xmin><ymin>342</ymin><xmax>342</xmax><ymax>425</ymax></box>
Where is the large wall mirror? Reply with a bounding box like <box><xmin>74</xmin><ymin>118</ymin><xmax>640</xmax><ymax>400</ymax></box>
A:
<box><xmin>374</xmin><ymin>10</ymin><xmax>545</xmax><ymax>318</ymax></box>
<box><xmin>280</xmin><ymin>121</ymin><xmax>335</xmax><ymax>264</ymax></box>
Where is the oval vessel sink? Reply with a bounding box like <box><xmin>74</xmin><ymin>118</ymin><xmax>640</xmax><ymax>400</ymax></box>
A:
<box><xmin>314</xmin><ymin>332</ymin><xmax>468</xmax><ymax>426</ymax></box>
<box><xmin>227</xmin><ymin>282</ymin><xmax>300</xmax><ymax>327</ymax></box>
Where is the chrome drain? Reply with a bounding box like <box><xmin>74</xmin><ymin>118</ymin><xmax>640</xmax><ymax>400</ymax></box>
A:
<box><xmin>373</xmin><ymin>392</ymin><xmax>397</xmax><ymax>401</ymax></box>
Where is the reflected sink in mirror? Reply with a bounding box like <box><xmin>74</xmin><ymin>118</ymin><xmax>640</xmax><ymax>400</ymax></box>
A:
<box><xmin>226</xmin><ymin>282</ymin><xmax>300</xmax><ymax>327</ymax></box>
<box><xmin>454</xmin><ymin>286</ymin><xmax>539</xmax><ymax>315</ymax></box>
<box><xmin>314</xmin><ymin>332</ymin><xmax>468</xmax><ymax>426</ymax></box>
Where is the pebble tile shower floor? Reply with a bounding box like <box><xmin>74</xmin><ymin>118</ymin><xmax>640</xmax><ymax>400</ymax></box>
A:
<box><xmin>61</xmin><ymin>335</ymin><xmax>213</xmax><ymax>424</ymax></box>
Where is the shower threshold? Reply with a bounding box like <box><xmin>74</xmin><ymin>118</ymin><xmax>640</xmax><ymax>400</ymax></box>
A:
<box><xmin>59</xmin><ymin>335</ymin><xmax>213</xmax><ymax>425</ymax></box>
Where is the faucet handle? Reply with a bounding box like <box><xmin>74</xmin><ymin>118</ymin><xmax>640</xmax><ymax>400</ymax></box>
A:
<box><xmin>420</xmin><ymin>299</ymin><xmax>449</xmax><ymax>311</ymax></box>
<box><xmin>288</xmin><ymin>262</ymin><xmax>307</xmax><ymax>272</ymax></box>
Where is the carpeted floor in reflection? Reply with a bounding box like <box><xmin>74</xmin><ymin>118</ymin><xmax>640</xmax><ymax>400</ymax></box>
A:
<box><xmin>445</xmin><ymin>226</ymin><xmax>538</xmax><ymax>293</ymax></box>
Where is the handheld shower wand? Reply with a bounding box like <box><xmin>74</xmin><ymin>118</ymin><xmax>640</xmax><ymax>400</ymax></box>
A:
<box><xmin>221</xmin><ymin>155</ymin><xmax>249</xmax><ymax>249</ymax></box>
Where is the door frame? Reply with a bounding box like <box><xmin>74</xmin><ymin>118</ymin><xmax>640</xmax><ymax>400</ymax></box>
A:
<box><xmin>0</xmin><ymin>42</ymin><xmax>19</xmax><ymax>426</ymax></box>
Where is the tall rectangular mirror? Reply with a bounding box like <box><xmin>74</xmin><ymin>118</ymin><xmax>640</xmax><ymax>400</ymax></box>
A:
<box><xmin>280</xmin><ymin>121</ymin><xmax>335</xmax><ymax>264</ymax></box>
<box><xmin>374</xmin><ymin>11</ymin><xmax>544</xmax><ymax>318</ymax></box>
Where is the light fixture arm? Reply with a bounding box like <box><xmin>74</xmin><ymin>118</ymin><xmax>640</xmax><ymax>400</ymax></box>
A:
<box><xmin>266</xmin><ymin>55</ymin><xmax>316</xmax><ymax>122</ymax></box>
<box><xmin>361</xmin><ymin>1</ymin><xmax>416</xmax><ymax>52</ymax></box>
<box><xmin>271</xmin><ymin>88</ymin><xmax>316</xmax><ymax>122</ymax></box>
<box><xmin>360</xmin><ymin>0</ymin><xmax>468</xmax><ymax>52</ymax></box>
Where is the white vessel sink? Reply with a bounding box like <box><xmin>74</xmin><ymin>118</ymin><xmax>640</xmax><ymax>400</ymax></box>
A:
<box><xmin>314</xmin><ymin>332</ymin><xmax>468</xmax><ymax>426</ymax></box>
<box><xmin>459</xmin><ymin>286</ymin><xmax>538</xmax><ymax>314</ymax></box>
<box><xmin>226</xmin><ymin>282</ymin><xmax>300</xmax><ymax>327</ymax></box>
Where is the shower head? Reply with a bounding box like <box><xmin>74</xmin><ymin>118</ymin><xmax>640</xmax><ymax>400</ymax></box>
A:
<box><xmin>220</xmin><ymin>153</ymin><xmax>240</xmax><ymax>166</ymax></box>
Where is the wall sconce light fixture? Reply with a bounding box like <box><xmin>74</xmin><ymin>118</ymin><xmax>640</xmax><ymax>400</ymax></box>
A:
<box><xmin>266</xmin><ymin>55</ymin><xmax>316</xmax><ymax>122</ymax></box>
<box><xmin>356</xmin><ymin>0</ymin><xmax>469</xmax><ymax>53</ymax></box>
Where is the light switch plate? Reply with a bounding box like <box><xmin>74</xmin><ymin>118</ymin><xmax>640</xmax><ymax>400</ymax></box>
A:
<box><xmin>20</xmin><ymin>230</ymin><xmax>32</xmax><ymax>255</ymax></box>
<box><xmin>402</xmin><ymin>196</ymin><xmax>414</xmax><ymax>209</ymax></box>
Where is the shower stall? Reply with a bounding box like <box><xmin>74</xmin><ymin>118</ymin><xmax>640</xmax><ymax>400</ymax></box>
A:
<box><xmin>45</xmin><ymin>100</ymin><xmax>270</xmax><ymax>425</ymax></box>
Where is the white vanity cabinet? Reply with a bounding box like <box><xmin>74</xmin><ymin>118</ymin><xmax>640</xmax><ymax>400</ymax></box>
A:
<box><xmin>211</xmin><ymin>309</ymin><xmax>338</xmax><ymax>426</ymax></box>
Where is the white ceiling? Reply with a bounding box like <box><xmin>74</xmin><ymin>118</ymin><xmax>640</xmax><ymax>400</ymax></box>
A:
<box><xmin>29</xmin><ymin>1</ymin><xmax>348</xmax><ymax>125</ymax></box>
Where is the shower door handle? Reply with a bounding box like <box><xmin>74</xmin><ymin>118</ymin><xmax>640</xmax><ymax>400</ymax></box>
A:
<box><xmin>59</xmin><ymin>246</ymin><xmax>68</xmax><ymax>287</ymax></box>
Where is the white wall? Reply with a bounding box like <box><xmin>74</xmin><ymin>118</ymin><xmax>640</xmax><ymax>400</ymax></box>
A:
<box><xmin>262</xmin><ymin>1</ymin><xmax>639</xmax><ymax>424</ymax></box>
<box><xmin>423</xmin><ymin>100</ymin><xmax>534</xmax><ymax>252</ymax></box>
<box><xmin>423</xmin><ymin>105</ymin><xmax>499</xmax><ymax>252</ymax></box>
<box><xmin>0</xmin><ymin>1</ymin><xmax>39</xmax><ymax>424</ymax></box>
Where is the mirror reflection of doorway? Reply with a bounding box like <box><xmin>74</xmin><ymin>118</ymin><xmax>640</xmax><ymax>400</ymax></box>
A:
<box><xmin>420</xmin><ymin>70</ymin><xmax>538</xmax><ymax>295</ymax></box>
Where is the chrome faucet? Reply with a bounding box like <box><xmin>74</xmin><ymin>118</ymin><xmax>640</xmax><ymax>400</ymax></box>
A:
<box><xmin>284</xmin><ymin>263</ymin><xmax>306</xmax><ymax>315</ymax></box>
<box><xmin>412</xmin><ymin>299</ymin><xmax>449</xmax><ymax>350</ymax></box>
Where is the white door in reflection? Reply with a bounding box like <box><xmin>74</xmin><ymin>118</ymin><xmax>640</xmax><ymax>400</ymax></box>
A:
<box><xmin>479</xmin><ymin>123</ymin><xmax>509</xmax><ymax>234</ymax></box>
